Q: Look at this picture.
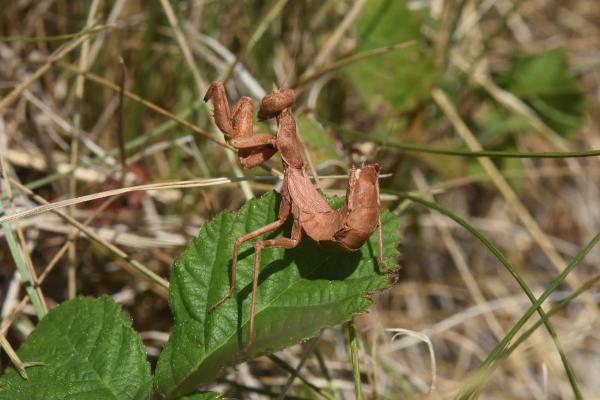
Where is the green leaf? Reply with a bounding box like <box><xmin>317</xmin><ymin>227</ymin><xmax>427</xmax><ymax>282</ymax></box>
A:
<box><xmin>297</xmin><ymin>116</ymin><xmax>340</xmax><ymax>165</ymax></box>
<box><xmin>0</xmin><ymin>297</ymin><xmax>152</xmax><ymax>400</ymax></box>
<box><xmin>498</xmin><ymin>49</ymin><xmax>585</xmax><ymax>135</ymax></box>
<box><xmin>348</xmin><ymin>0</ymin><xmax>435</xmax><ymax>111</ymax></box>
<box><xmin>155</xmin><ymin>192</ymin><xmax>398</xmax><ymax>399</ymax></box>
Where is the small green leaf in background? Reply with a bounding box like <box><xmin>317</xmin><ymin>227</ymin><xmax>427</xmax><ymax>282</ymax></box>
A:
<box><xmin>155</xmin><ymin>192</ymin><xmax>398</xmax><ymax>399</ymax></box>
<box><xmin>0</xmin><ymin>297</ymin><xmax>152</xmax><ymax>400</ymax></box>
<box><xmin>348</xmin><ymin>0</ymin><xmax>435</xmax><ymax>111</ymax></box>
<box><xmin>297</xmin><ymin>115</ymin><xmax>340</xmax><ymax>165</ymax></box>
<box><xmin>497</xmin><ymin>49</ymin><xmax>585</xmax><ymax>136</ymax></box>
<box><xmin>478</xmin><ymin>108</ymin><xmax>529</xmax><ymax>146</ymax></box>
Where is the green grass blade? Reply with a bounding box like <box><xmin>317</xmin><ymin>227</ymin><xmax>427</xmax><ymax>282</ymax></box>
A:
<box><xmin>460</xmin><ymin>232</ymin><xmax>600</xmax><ymax>398</ymax></box>
<box><xmin>333</xmin><ymin>124</ymin><xmax>600</xmax><ymax>158</ymax></box>
<box><xmin>506</xmin><ymin>273</ymin><xmax>600</xmax><ymax>363</ymax></box>
<box><xmin>392</xmin><ymin>191</ymin><xmax>581</xmax><ymax>399</ymax></box>
<box><xmin>347</xmin><ymin>320</ymin><xmax>363</xmax><ymax>400</ymax></box>
<box><xmin>0</xmin><ymin>201</ymin><xmax>46</xmax><ymax>319</ymax></box>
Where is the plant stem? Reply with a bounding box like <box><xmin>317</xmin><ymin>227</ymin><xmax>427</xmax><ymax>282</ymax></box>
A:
<box><xmin>334</xmin><ymin>123</ymin><xmax>600</xmax><ymax>159</ymax></box>
<box><xmin>347</xmin><ymin>319</ymin><xmax>363</xmax><ymax>400</ymax></box>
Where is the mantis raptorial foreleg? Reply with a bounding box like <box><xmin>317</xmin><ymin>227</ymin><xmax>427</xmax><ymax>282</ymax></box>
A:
<box><xmin>229</xmin><ymin>134</ymin><xmax>276</xmax><ymax>149</ymax></box>
<box><xmin>204</xmin><ymin>81</ymin><xmax>278</xmax><ymax>168</ymax></box>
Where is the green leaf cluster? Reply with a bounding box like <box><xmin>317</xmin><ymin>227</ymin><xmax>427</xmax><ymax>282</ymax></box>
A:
<box><xmin>0</xmin><ymin>193</ymin><xmax>398</xmax><ymax>399</ymax></box>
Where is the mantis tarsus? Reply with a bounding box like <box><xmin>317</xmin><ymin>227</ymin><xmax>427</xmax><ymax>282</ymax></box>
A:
<box><xmin>204</xmin><ymin>81</ymin><xmax>392</xmax><ymax>350</ymax></box>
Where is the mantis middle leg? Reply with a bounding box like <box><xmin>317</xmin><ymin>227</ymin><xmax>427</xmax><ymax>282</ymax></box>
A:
<box><xmin>208</xmin><ymin>191</ymin><xmax>291</xmax><ymax>313</ymax></box>
<box><xmin>245</xmin><ymin>218</ymin><xmax>302</xmax><ymax>351</ymax></box>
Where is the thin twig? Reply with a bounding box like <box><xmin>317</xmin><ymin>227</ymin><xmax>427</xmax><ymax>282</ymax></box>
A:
<box><xmin>293</xmin><ymin>41</ymin><xmax>416</xmax><ymax>89</ymax></box>
<box><xmin>117</xmin><ymin>57</ymin><xmax>127</xmax><ymax>185</ymax></box>
<box><xmin>276</xmin><ymin>337</ymin><xmax>321</xmax><ymax>400</ymax></box>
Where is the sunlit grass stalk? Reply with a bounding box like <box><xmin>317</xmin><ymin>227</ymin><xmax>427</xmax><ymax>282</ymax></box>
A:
<box><xmin>347</xmin><ymin>319</ymin><xmax>363</xmax><ymax>400</ymax></box>
<box><xmin>393</xmin><ymin>192</ymin><xmax>581</xmax><ymax>399</ymax></box>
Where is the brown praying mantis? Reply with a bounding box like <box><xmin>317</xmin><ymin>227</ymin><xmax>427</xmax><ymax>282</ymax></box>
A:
<box><xmin>204</xmin><ymin>81</ymin><xmax>391</xmax><ymax>350</ymax></box>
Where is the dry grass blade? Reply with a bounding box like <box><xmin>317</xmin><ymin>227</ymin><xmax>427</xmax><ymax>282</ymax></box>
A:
<box><xmin>387</xmin><ymin>328</ymin><xmax>437</xmax><ymax>395</ymax></box>
<box><xmin>275</xmin><ymin>338</ymin><xmax>321</xmax><ymax>400</ymax></box>
<box><xmin>0</xmin><ymin>197</ymin><xmax>120</xmax><ymax>337</ymax></box>
<box><xmin>300</xmin><ymin>0</ymin><xmax>368</xmax><ymax>80</ymax></box>
<box><xmin>412</xmin><ymin>169</ymin><xmax>545</xmax><ymax>398</ymax></box>
<box><xmin>220</xmin><ymin>0</ymin><xmax>289</xmax><ymax>83</ymax></box>
<box><xmin>0</xmin><ymin>177</ymin><xmax>254</xmax><ymax>224</ymax></box>
<box><xmin>67</xmin><ymin>0</ymin><xmax>100</xmax><ymax>300</ymax></box>
<box><xmin>8</xmin><ymin>179</ymin><xmax>169</xmax><ymax>292</ymax></box>
<box><xmin>58</xmin><ymin>64</ymin><xmax>228</xmax><ymax>147</ymax></box>
<box><xmin>0</xmin><ymin>334</ymin><xmax>28</xmax><ymax>379</ymax></box>
<box><xmin>159</xmin><ymin>0</ymin><xmax>255</xmax><ymax>201</ymax></box>
<box><xmin>1</xmin><ymin>1</ymin><xmax>598</xmax><ymax>397</ymax></box>
<box><xmin>432</xmin><ymin>88</ymin><xmax>589</xmax><ymax>297</ymax></box>
<box><xmin>0</xmin><ymin>33</ymin><xmax>89</xmax><ymax>110</ymax></box>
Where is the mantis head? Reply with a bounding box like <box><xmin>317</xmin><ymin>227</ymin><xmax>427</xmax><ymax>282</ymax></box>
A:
<box><xmin>258</xmin><ymin>89</ymin><xmax>295</xmax><ymax>120</ymax></box>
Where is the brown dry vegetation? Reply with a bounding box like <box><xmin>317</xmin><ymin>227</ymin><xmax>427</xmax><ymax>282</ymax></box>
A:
<box><xmin>1</xmin><ymin>0</ymin><xmax>600</xmax><ymax>399</ymax></box>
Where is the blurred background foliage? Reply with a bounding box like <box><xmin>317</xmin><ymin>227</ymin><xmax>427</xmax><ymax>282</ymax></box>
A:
<box><xmin>1</xmin><ymin>0</ymin><xmax>599</xmax><ymax>398</ymax></box>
